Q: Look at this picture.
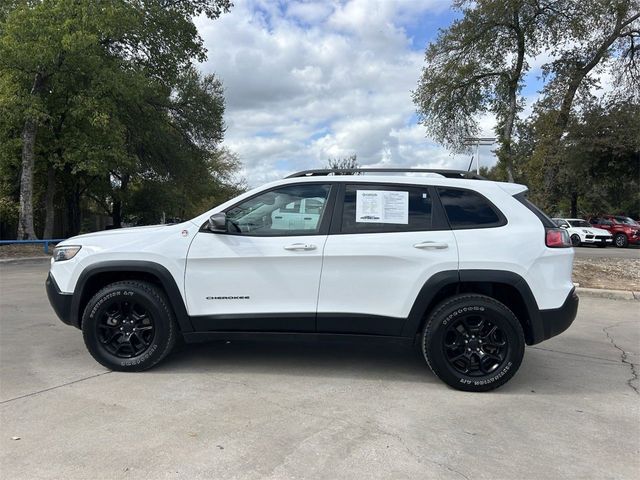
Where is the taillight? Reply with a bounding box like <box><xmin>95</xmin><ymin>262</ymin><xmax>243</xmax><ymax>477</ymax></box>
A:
<box><xmin>546</xmin><ymin>228</ymin><xmax>571</xmax><ymax>248</ymax></box>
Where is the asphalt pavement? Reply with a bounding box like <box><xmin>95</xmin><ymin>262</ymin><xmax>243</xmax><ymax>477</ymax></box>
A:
<box><xmin>0</xmin><ymin>261</ymin><xmax>638</xmax><ymax>480</ymax></box>
<box><xmin>573</xmin><ymin>243</ymin><xmax>640</xmax><ymax>260</ymax></box>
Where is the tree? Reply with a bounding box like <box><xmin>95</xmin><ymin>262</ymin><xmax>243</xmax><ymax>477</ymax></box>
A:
<box><xmin>413</xmin><ymin>0</ymin><xmax>562</xmax><ymax>182</ymax></box>
<box><xmin>534</xmin><ymin>0</ymin><xmax>640</xmax><ymax>197</ymax></box>
<box><xmin>558</xmin><ymin>99</ymin><xmax>640</xmax><ymax>217</ymax></box>
<box><xmin>0</xmin><ymin>0</ymin><xmax>233</xmax><ymax>238</ymax></box>
<box><xmin>0</xmin><ymin>0</ymin><xmax>232</xmax><ymax>239</ymax></box>
<box><xmin>327</xmin><ymin>154</ymin><xmax>360</xmax><ymax>173</ymax></box>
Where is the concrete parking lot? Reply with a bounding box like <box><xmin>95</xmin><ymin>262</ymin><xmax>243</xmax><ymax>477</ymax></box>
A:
<box><xmin>1</xmin><ymin>260</ymin><xmax>639</xmax><ymax>480</ymax></box>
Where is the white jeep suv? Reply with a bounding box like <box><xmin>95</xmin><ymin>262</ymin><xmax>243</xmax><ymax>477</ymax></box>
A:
<box><xmin>46</xmin><ymin>169</ymin><xmax>578</xmax><ymax>392</ymax></box>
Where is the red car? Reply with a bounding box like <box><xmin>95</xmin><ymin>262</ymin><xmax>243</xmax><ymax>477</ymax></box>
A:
<box><xmin>588</xmin><ymin>215</ymin><xmax>640</xmax><ymax>248</ymax></box>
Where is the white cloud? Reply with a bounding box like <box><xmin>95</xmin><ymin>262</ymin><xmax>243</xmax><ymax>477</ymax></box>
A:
<box><xmin>196</xmin><ymin>0</ymin><xmax>484</xmax><ymax>187</ymax></box>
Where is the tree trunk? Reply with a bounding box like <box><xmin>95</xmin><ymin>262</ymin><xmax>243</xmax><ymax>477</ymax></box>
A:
<box><xmin>17</xmin><ymin>117</ymin><xmax>39</xmax><ymax>240</ymax></box>
<box><xmin>112</xmin><ymin>198</ymin><xmax>122</xmax><ymax>229</ymax></box>
<box><xmin>498</xmin><ymin>11</ymin><xmax>524</xmax><ymax>184</ymax></box>
<box><xmin>111</xmin><ymin>174</ymin><xmax>129</xmax><ymax>228</ymax></box>
<box><xmin>501</xmin><ymin>86</ymin><xmax>517</xmax><ymax>183</ymax></box>
<box><xmin>570</xmin><ymin>192</ymin><xmax>578</xmax><ymax>218</ymax></box>
<box><xmin>63</xmin><ymin>171</ymin><xmax>82</xmax><ymax>237</ymax></box>
<box><xmin>43</xmin><ymin>164</ymin><xmax>56</xmax><ymax>239</ymax></box>
<box><xmin>17</xmin><ymin>72</ymin><xmax>46</xmax><ymax>240</ymax></box>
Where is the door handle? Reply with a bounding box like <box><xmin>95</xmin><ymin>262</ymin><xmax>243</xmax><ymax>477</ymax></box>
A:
<box><xmin>284</xmin><ymin>243</ymin><xmax>317</xmax><ymax>251</ymax></box>
<box><xmin>413</xmin><ymin>241</ymin><xmax>449</xmax><ymax>250</ymax></box>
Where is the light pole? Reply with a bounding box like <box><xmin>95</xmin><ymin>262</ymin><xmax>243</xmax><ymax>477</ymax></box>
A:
<box><xmin>463</xmin><ymin>137</ymin><xmax>496</xmax><ymax>174</ymax></box>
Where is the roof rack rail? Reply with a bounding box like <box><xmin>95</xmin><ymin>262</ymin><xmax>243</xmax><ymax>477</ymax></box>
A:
<box><xmin>285</xmin><ymin>168</ymin><xmax>487</xmax><ymax>180</ymax></box>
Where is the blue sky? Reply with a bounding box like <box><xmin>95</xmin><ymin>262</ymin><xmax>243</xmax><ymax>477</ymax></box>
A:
<box><xmin>195</xmin><ymin>0</ymin><xmax>545</xmax><ymax>186</ymax></box>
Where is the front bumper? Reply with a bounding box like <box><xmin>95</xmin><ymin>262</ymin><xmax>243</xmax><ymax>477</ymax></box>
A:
<box><xmin>530</xmin><ymin>288</ymin><xmax>579</xmax><ymax>344</ymax></box>
<box><xmin>582</xmin><ymin>236</ymin><xmax>612</xmax><ymax>244</ymax></box>
<box><xmin>46</xmin><ymin>273</ymin><xmax>74</xmax><ymax>326</ymax></box>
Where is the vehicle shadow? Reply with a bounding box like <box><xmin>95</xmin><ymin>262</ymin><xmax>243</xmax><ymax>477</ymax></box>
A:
<box><xmin>148</xmin><ymin>338</ymin><xmax>631</xmax><ymax>395</ymax></box>
<box><xmin>153</xmin><ymin>339</ymin><xmax>436</xmax><ymax>384</ymax></box>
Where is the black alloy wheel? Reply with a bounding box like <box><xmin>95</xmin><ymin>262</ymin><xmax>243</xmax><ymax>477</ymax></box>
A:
<box><xmin>97</xmin><ymin>300</ymin><xmax>155</xmax><ymax>358</ymax></box>
<box><xmin>82</xmin><ymin>280</ymin><xmax>177</xmax><ymax>371</ymax></box>
<box><xmin>422</xmin><ymin>294</ymin><xmax>525</xmax><ymax>392</ymax></box>
<box><xmin>442</xmin><ymin>313</ymin><xmax>508</xmax><ymax>377</ymax></box>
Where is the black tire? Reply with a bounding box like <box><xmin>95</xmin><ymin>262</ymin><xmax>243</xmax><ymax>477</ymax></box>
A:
<box><xmin>614</xmin><ymin>233</ymin><xmax>628</xmax><ymax>248</ymax></box>
<box><xmin>570</xmin><ymin>234</ymin><xmax>581</xmax><ymax>247</ymax></box>
<box><xmin>82</xmin><ymin>281</ymin><xmax>177</xmax><ymax>371</ymax></box>
<box><xmin>421</xmin><ymin>294</ymin><xmax>525</xmax><ymax>392</ymax></box>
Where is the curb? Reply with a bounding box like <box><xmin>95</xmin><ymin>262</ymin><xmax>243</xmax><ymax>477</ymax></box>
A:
<box><xmin>0</xmin><ymin>256</ymin><xmax>50</xmax><ymax>265</ymax></box>
<box><xmin>576</xmin><ymin>287</ymin><xmax>639</xmax><ymax>301</ymax></box>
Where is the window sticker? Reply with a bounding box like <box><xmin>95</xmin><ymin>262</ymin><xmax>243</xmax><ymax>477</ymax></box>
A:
<box><xmin>355</xmin><ymin>190</ymin><xmax>409</xmax><ymax>224</ymax></box>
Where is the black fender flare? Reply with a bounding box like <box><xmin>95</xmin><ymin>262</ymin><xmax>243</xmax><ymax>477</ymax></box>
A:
<box><xmin>70</xmin><ymin>260</ymin><xmax>192</xmax><ymax>332</ymax></box>
<box><xmin>401</xmin><ymin>269</ymin><xmax>542</xmax><ymax>343</ymax></box>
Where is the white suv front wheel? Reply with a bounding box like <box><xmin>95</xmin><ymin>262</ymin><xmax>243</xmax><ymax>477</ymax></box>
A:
<box><xmin>422</xmin><ymin>294</ymin><xmax>525</xmax><ymax>392</ymax></box>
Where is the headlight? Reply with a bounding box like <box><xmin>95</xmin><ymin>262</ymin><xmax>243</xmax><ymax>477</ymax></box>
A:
<box><xmin>53</xmin><ymin>245</ymin><xmax>82</xmax><ymax>262</ymax></box>
<box><xmin>582</xmin><ymin>229</ymin><xmax>589</xmax><ymax>233</ymax></box>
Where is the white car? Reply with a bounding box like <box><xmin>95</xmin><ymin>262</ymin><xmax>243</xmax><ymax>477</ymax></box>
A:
<box><xmin>552</xmin><ymin>218</ymin><xmax>612</xmax><ymax>247</ymax></box>
<box><xmin>46</xmin><ymin>168</ymin><xmax>578</xmax><ymax>392</ymax></box>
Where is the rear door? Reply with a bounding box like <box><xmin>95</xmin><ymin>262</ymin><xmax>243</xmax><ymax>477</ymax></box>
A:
<box><xmin>316</xmin><ymin>183</ymin><xmax>458</xmax><ymax>336</ymax></box>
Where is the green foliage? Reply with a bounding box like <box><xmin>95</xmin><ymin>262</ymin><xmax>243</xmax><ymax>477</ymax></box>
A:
<box><xmin>0</xmin><ymin>0</ymin><xmax>241</xmax><ymax>237</ymax></box>
<box><xmin>559</xmin><ymin>100</ymin><xmax>639</xmax><ymax>217</ymax></box>
<box><xmin>415</xmin><ymin>0</ymin><xmax>639</xmax><ymax>214</ymax></box>
<box><xmin>412</xmin><ymin>0</ymin><xmax>568</xmax><ymax>180</ymax></box>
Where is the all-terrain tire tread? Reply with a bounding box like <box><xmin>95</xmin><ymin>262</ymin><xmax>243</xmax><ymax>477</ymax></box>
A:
<box><xmin>421</xmin><ymin>294</ymin><xmax>524</xmax><ymax>391</ymax></box>
<box><xmin>81</xmin><ymin>280</ymin><xmax>177</xmax><ymax>371</ymax></box>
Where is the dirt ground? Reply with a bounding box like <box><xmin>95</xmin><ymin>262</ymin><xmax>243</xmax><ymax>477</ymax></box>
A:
<box><xmin>1</xmin><ymin>244</ymin><xmax>639</xmax><ymax>291</ymax></box>
<box><xmin>0</xmin><ymin>244</ymin><xmax>53</xmax><ymax>258</ymax></box>
<box><xmin>573</xmin><ymin>257</ymin><xmax>640</xmax><ymax>290</ymax></box>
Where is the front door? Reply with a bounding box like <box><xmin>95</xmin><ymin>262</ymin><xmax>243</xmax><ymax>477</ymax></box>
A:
<box><xmin>185</xmin><ymin>183</ymin><xmax>334</xmax><ymax>332</ymax></box>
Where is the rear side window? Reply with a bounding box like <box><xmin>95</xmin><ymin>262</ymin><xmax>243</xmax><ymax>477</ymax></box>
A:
<box><xmin>513</xmin><ymin>192</ymin><xmax>555</xmax><ymax>228</ymax></box>
<box><xmin>437</xmin><ymin>187</ymin><xmax>505</xmax><ymax>229</ymax></box>
<box><xmin>340</xmin><ymin>184</ymin><xmax>432</xmax><ymax>233</ymax></box>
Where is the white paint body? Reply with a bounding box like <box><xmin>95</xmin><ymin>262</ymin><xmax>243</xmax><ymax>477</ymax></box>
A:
<box><xmin>50</xmin><ymin>176</ymin><xmax>575</xmax><ymax>321</ymax></box>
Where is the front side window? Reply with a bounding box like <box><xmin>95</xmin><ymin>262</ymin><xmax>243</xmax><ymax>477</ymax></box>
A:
<box><xmin>438</xmin><ymin>187</ymin><xmax>504</xmax><ymax>229</ymax></box>
<box><xmin>225</xmin><ymin>184</ymin><xmax>331</xmax><ymax>235</ymax></box>
<box><xmin>340</xmin><ymin>184</ymin><xmax>432</xmax><ymax>234</ymax></box>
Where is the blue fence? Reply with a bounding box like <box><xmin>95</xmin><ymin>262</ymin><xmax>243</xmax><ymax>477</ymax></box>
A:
<box><xmin>0</xmin><ymin>239</ymin><xmax>66</xmax><ymax>254</ymax></box>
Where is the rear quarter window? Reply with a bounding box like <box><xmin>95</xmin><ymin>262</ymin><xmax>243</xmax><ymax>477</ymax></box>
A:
<box><xmin>437</xmin><ymin>187</ymin><xmax>506</xmax><ymax>229</ymax></box>
<box><xmin>513</xmin><ymin>192</ymin><xmax>555</xmax><ymax>228</ymax></box>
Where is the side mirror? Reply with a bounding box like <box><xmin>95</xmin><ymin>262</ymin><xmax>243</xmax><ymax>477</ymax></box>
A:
<box><xmin>208</xmin><ymin>212</ymin><xmax>227</xmax><ymax>232</ymax></box>
<box><xmin>560</xmin><ymin>224</ymin><xmax>568</xmax><ymax>229</ymax></box>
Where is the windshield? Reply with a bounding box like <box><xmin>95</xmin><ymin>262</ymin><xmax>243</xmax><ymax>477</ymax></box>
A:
<box><xmin>568</xmin><ymin>220</ymin><xmax>590</xmax><ymax>228</ymax></box>
<box><xmin>553</xmin><ymin>219</ymin><xmax>570</xmax><ymax>228</ymax></box>
<box><xmin>614</xmin><ymin>216</ymin><xmax>637</xmax><ymax>225</ymax></box>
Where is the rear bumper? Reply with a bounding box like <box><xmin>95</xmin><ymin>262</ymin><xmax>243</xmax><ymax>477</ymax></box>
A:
<box><xmin>46</xmin><ymin>273</ymin><xmax>74</xmax><ymax>327</ymax></box>
<box><xmin>529</xmin><ymin>287</ymin><xmax>579</xmax><ymax>344</ymax></box>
